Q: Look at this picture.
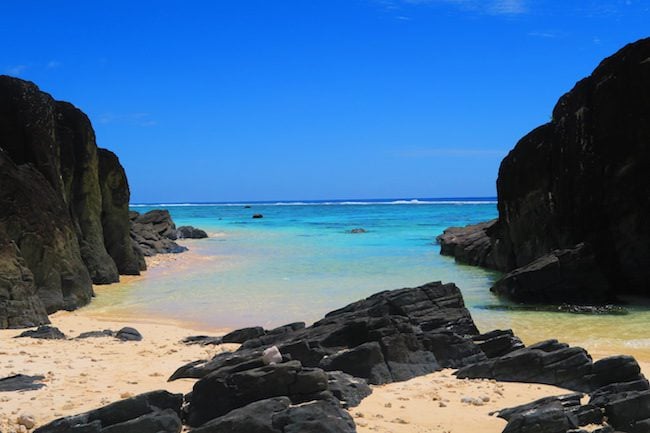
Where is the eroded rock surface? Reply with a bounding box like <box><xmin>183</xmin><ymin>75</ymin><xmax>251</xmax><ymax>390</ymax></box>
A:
<box><xmin>439</xmin><ymin>38</ymin><xmax>650</xmax><ymax>304</ymax></box>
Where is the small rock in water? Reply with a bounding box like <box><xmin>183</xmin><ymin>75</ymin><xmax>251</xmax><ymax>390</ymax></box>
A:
<box><xmin>262</xmin><ymin>346</ymin><xmax>282</xmax><ymax>365</ymax></box>
<box><xmin>252</xmin><ymin>213</ymin><xmax>264</xmax><ymax>219</ymax></box>
<box><xmin>115</xmin><ymin>327</ymin><xmax>142</xmax><ymax>341</ymax></box>
<box><xmin>349</xmin><ymin>228</ymin><xmax>367</xmax><ymax>234</ymax></box>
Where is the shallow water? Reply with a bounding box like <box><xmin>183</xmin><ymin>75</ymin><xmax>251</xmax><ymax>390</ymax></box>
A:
<box><xmin>84</xmin><ymin>199</ymin><xmax>650</xmax><ymax>361</ymax></box>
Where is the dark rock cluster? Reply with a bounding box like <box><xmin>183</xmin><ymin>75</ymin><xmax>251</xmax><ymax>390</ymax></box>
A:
<box><xmin>438</xmin><ymin>37</ymin><xmax>650</xmax><ymax>305</ymax></box>
<box><xmin>130</xmin><ymin>210</ymin><xmax>188</xmax><ymax>256</ymax></box>
<box><xmin>33</xmin><ymin>390</ymin><xmax>183</xmax><ymax>433</ymax></box>
<box><xmin>30</xmin><ymin>282</ymin><xmax>650</xmax><ymax>433</ymax></box>
<box><xmin>0</xmin><ymin>76</ymin><xmax>142</xmax><ymax>328</ymax></box>
<box><xmin>0</xmin><ymin>76</ymin><xmax>209</xmax><ymax>329</ymax></box>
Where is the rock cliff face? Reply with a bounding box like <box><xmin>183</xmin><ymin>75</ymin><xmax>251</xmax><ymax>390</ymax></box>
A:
<box><xmin>0</xmin><ymin>75</ymin><xmax>143</xmax><ymax>327</ymax></box>
<box><xmin>440</xmin><ymin>37</ymin><xmax>650</xmax><ymax>303</ymax></box>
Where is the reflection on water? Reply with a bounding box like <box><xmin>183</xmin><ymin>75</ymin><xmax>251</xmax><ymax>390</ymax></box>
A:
<box><xmin>83</xmin><ymin>202</ymin><xmax>650</xmax><ymax>361</ymax></box>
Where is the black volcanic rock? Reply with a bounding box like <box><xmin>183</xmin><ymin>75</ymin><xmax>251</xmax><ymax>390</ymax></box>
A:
<box><xmin>491</xmin><ymin>243</ymin><xmax>611</xmax><ymax>304</ymax></box>
<box><xmin>456</xmin><ymin>340</ymin><xmax>646</xmax><ymax>393</ymax></box>
<box><xmin>0</xmin><ymin>75</ymin><xmax>143</xmax><ymax>327</ymax></box>
<box><xmin>34</xmin><ymin>390</ymin><xmax>183</xmax><ymax>433</ymax></box>
<box><xmin>98</xmin><ymin>148</ymin><xmax>145</xmax><ymax>275</ymax></box>
<box><xmin>171</xmin><ymin>282</ymin><xmax>484</xmax><ymax>386</ymax></box>
<box><xmin>177</xmin><ymin>225</ymin><xmax>208</xmax><ymax>239</ymax></box>
<box><xmin>16</xmin><ymin>325</ymin><xmax>66</xmax><ymax>340</ymax></box>
<box><xmin>130</xmin><ymin>210</ymin><xmax>188</xmax><ymax>256</ymax></box>
<box><xmin>56</xmin><ymin>101</ymin><xmax>119</xmax><ymax>284</ymax></box>
<box><xmin>494</xmin><ymin>38</ymin><xmax>650</xmax><ymax>301</ymax></box>
<box><xmin>437</xmin><ymin>219</ymin><xmax>502</xmax><ymax>269</ymax></box>
<box><xmin>0</xmin><ymin>225</ymin><xmax>49</xmax><ymax>328</ymax></box>
<box><xmin>0</xmin><ymin>146</ymin><xmax>93</xmax><ymax>316</ymax></box>
<box><xmin>439</xmin><ymin>38</ymin><xmax>650</xmax><ymax>304</ymax></box>
<box><xmin>0</xmin><ymin>374</ymin><xmax>45</xmax><ymax>392</ymax></box>
<box><xmin>185</xmin><ymin>360</ymin><xmax>330</xmax><ymax>427</ymax></box>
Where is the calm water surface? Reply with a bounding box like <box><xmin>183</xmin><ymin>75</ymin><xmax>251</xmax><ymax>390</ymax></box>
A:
<box><xmin>84</xmin><ymin>199</ymin><xmax>650</xmax><ymax>361</ymax></box>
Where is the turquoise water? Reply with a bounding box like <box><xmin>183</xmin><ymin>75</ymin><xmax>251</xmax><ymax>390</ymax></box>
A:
<box><xmin>85</xmin><ymin>199</ymin><xmax>650</xmax><ymax>360</ymax></box>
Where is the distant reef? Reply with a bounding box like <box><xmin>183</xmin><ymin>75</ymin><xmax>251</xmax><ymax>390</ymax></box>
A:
<box><xmin>0</xmin><ymin>76</ymin><xmax>144</xmax><ymax>328</ymax></box>
<box><xmin>439</xmin><ymin>37</ymin><xmax>650</xmax><ymax>304</ymax></box>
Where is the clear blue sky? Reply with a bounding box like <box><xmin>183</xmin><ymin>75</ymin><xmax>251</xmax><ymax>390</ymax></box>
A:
<box><xmin>2</xmin><ymin>1</ymin><xmax>648</xmax><ymax>202</ymax></box>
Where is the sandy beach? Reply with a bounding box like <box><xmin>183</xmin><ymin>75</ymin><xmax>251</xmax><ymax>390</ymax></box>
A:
<box><xmin>2</xmin><ymin>302</ymin><xmax>647</xmax><ymax>433</ymax></box>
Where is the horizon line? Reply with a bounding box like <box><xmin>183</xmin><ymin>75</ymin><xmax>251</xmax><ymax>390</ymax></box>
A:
<box><xmin>129</xmin><ymin>196</ymin><xmax>498</xmax><ymax>206</ymax></box>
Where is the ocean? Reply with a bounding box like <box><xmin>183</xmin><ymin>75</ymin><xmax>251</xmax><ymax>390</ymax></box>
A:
<box><xmin>84</xmin><ymin>198</ymin><xmax>650</xmax><ymax>360</ymax></box>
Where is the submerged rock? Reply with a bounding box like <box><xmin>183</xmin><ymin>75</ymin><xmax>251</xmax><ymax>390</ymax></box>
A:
<box><xmin>348</xmin><ymin>228</ymin><xmax>367</xmax><ymax>234</ymax></box>
<box><xmin>252</xmin><ymin>213</ymin><xmax>264</xmax><ymax>219</ymax></box>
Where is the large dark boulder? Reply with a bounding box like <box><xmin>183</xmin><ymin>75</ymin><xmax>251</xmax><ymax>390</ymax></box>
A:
<box><xmin>34</xmin><ymin>390</ymin><xmax>183</xmax><ymax>433</ymax></box>
<box><xmin>171</xmin><ymin>282</ymin><xmax>485</xmax><ymax>387</ymax></box>
<box><xmin>491</xmin><ymin>243</ymin><xmax>611</xmax><ymax>304</ymax></box>
<box><xmin>495</xmin><ymin>38</ymin><xmax>650</xmax><ymax>301</ymax></box>
<box><xmin>439</xmin><ymin>38</ymin><xmax>650</xmax><ymax>304</ymax></box>
<box><xmin>0</xmin><ymin>146</ymin><xmax>93</xmax><ymax>315</ymax></box>
<box><xmin>0</xmin><ymin>225</ymin><xmax>49</xmax><ymax>328</ymax></box>
<box><xmin>185</xmin><ymin>360</ymin><xmax>330</xmax><ymax>427</ymax></box>
<box><xmin>56</xmin><ymin>102</ymin><xmax>119</xmax><ymax>284</ymax></box>
<box><xmin>189</xmin><ymin>397</ymin><xmax>356</xmax><ymax>433</ymax></box>
<box><xmin>130</xmin><ymin>210</ymin><xmax>188</xmax><ymax>256</ymax></box>
<box><xmin>0</xmin><ymin>75</ymin><xmax>143</xmax><ymax>327</ymax></box>
<box><xmin>456</xmin><ymin>340</ymin><xmax>645</xmax><ymax>393</ymax></box>
<box><xmin>437</xmin><ymin>219</ymin><xmax>502</xmax><ymax>269</ymax></box>
<box><xmin>176</xmin><ymin>225</ymin><xmax>208</xmax><ymax>239</ymax></box>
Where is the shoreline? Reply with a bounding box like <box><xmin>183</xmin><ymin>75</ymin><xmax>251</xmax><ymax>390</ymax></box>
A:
<box><xmin>1</xmin><ymin>253</ymin><xmax>649</xmax><ymax>432</ymax></box>
<box><xmin>3</xmin><ymin>308</ymin><xmax>650</xmax><ymax>433</ymax></box>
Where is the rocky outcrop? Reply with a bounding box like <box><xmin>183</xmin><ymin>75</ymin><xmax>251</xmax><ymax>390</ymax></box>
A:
<box><xmin>98</xmin><ymin>148</ymin><xmax>145</xmax><ymax>274</ymax></box>
<box><xmin>170</xmin><ymin>282</ymin><xmax>485</xmax><ymax>387</ymax></box>
<box><xmin>437</xmin><ymin>219</ymin><xmax>503</xmax><ymax>269</ymax></box>
<box><xmin>130</xmin><ymin>210</ymin><xmax>188</xmax><ymax>256</ymax></box>
<box><xmin>440</xmin><ymin>37</ymin><xmax>650</xmax><ymax>304</ymax></box>
<box><xmin>490</xmin><ymin>243</ymin><xmax>611</xmax><ymax>304</ymax></box>
<box><xmin>176</xmin><ymin>225</ymin><xmax>208</xmax><ymax>239</ymax></box>
<box><xmin>0</xmin><ymin>75</ymin><xmax>143</xmax><ymax>327</ymax></box>
<box><xmin>26</xmin><ymin>283</ymin><xmax>650</xmax><ymax>433</ymax></box>
<box><xmin>34</xmin><ymin>390</ymin><xmax>183</xmax><ymax>433</ymax></box>
<box><xmin>56</xmin><ymin>102</ymin><xmax>119</xmax><ymax>284</ymax></box>
<box><xmin>0</xmin><ymin>146</ymin><xmax>93</xmax><ymax>317</ymax></box>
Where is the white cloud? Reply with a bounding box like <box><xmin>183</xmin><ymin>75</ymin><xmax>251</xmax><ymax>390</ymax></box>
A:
<box><xmin>46</xmin><ymin>60</ymin><xmax>62</xmax><ymax>69</ymax></box>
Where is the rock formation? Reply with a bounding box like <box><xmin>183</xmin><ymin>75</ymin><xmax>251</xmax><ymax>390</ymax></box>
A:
<box><xmin>0</xmin><ymin>75</ymin><xmax>143</xmax><ymax>327</ymax></box>
<box><xmin>439</xmin><ymin>37</ymin><xmax>650</xmax><ymax>304</ymax></box>
<box><xmin>130</xmin><ymin>210</ymin><xmax>189</xmax><ymax>256</ymax></box>
<box><xmin>35</xmin><ymin>282</ymin><xmax>650</xmax><ymax>432</ymax></box>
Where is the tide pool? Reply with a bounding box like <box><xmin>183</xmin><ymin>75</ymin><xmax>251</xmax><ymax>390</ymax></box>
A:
<box><xmin>84</xmin><ymin>199</ymin><xmax>650</xmax><ymax>360</ymax></box>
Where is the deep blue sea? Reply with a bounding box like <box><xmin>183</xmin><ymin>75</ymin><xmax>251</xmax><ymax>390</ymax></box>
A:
<box><xmin>84</xmin><ymin>198</ymin><xmax>650</xmax><ymax>359</ymax></box>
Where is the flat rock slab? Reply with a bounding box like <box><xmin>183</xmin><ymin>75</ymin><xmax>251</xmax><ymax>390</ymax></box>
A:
<box><xmin>0</xmin><ymin>374</ymin><xmax>45</xmax><ymax>392</ymax></box>
<box><xmin>15</xmin><ymin>325</ymin><xmax>66</xmax><ymax>340</ymax></box>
